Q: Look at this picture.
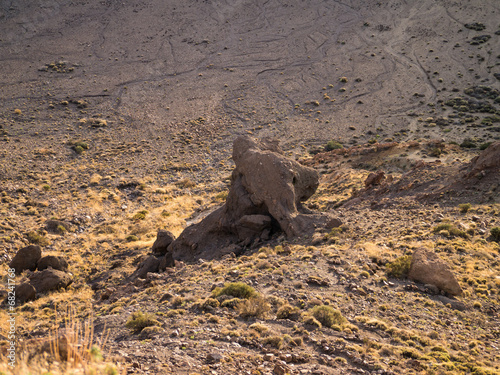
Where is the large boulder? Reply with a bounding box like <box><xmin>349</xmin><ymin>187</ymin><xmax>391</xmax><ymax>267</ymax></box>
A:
<box><xmin>408</xmin><ymin>248</ymin><xmax>463</xmax><ymax>296</ymax></box>
<box><xmin>167</xmin><ymin>136</ymin><xmax>340</xmax><ymax>262</ymax></box>
<box><xmin>29</xmin><ymin>269</ymin><xmax>72</xmax><ymax>294</ymax></box>
<box><xmin>9</xmin><ymin>245</ymin><xmax>42</xmax><ymax>274</ymax></box>
<box><xmin>466</xmin><ymin>141</ymin><xmax>500</xmax><ymax>178</ymax></box>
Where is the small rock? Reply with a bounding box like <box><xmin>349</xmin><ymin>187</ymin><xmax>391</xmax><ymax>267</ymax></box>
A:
<box><xmin>45</xmin><ymin>219</ymin><xmax>73</xmax><ymax>233</ymax></box>
<box><xmin>207</xmin><ymin>353</ymin><xmax>223</xmax><ymax>363</ymax></box>
<box><xmin>9</xmin><ymin>245</ymin><xmax>42</xmax><ymax>274</ymax></box>
<box><xmin>16</xmin><ymin>283</ymin><xmax>36</xmax><ymax>303</ymax></box>
<box><xmin>263</xmin><ymin>353</ymin><xmax>274</xmax><ymax>362</ymax></box>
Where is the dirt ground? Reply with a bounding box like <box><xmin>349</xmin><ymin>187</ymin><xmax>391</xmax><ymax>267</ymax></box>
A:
<box><xmin>0</xmin><ymin>0</ymin><xmax>499</xmax><ymax>374</ymax></box>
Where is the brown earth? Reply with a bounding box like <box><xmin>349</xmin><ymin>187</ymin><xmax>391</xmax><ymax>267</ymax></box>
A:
<box><xmin>0</xmin><ymin>1</ymin><xmax>500</xmax><ymax>374</ymax></box>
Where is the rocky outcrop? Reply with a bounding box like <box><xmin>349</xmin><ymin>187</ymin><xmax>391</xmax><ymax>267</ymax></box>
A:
<box><xmin>166</xmin><ymin>136</ymin><xmax>340</xmax><ymax>262</ymax></box>
<box><xmin>364</xmin><ymin>171</ymin><xmax>386</xmax><ymax>187</ymax></box>
<box><xmin>466</xmin><ymin>141</ymin><xmax>500</xmax><ymax>178</ymax></box>
<box><xmin>9</xmin><ymin>245</ymin><xmax>42</xmax><ymax>273</ymax></box>
<box><xmin>408</xmin><ymin>248</ymin><xmax>463</xmax><ymax>296</ymax></box>
<box><xmin>8</xmin><ymin>246</ymin><xmax>72</xmax><ymax>302</ymax></box>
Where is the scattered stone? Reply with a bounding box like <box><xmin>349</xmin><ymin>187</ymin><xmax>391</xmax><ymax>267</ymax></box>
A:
<box><xmin>29</xmin><ymin>269</ymin><xmax>72</xmax><ymax>293</ymax></box>
<box><xmin>9</xmin><ymin>245</ymin><xmax>42</xmax><ymax>273</ymax></box>
<box><xmin>16</xmin><ymin>283</ymin><xmax>36</xmax><ymax>303</ymax></box>
<box><xmin>152</xmin><ymin>229</ymin><xmax>175</xmax><ymax>255</ymax></box>
<box><xmin>167</xmin><ymin>136</ymin><xmax>340</xmax><ymax>262</ymax></box>
<box><xmin>37</xmin><ymin>255</ymin><xmax>69</xmax><ymax>272</ymax></box>
<box><xmin>408</xmin><ymin>248</ymin><xmax>463</xmax><ymax>296</ymax></box>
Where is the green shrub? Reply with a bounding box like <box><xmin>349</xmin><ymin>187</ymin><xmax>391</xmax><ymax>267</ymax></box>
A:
<box><xmin>26</xmin><ymin>231</ymin><xmax>50</xmax><ymax>246</ymax></box>
<box><xmin>212</xmin><ymin>282</ymin><xmax>256</xmax><ymax>299</ymax></box>
<box><xmin>309</xmin><ymin>305</ymin><xmax>346</xmax><ymax>328</ymax></box>
<box><xmin>386</xmin><ymin>255</ymin><xmax>412</xmax><ymax>278</ymax></box>
<box><xmin>479</xmin><ymin>142</ymin><xmax>492</xmax><ymax>150</ymax></box>
<box><xmin>459</xmin><ymin>203</ymin><xmax>471</xmax><ymax>213</ymax></box>
<box><xmin>491</xmin><ymin>227</ymin><xmax>500</xmax><ymax>242</ymax></box>
<box><xmin>132</xmin><ymin>210</ymin><xmax>148</xmax><ymax>221</ymax></box>
<box><xmin>460</xmin><ymin>138</ymin><xmax>477</xmax><ymax>148</ymax></box>
<box><xmin>325</xmin><ymin>140</ymin><xmax>343</xmax><ymax>151</ymax></box>
<box><xmin>221</xmin><ymin>298</ymin><xmax>243</xmax><ymax>309</ymax></box>
<box><xmin>262</xmin><ymin>335</ymin><xmax>284</xmax><ymax>349</ymax></box>
<box><xmin>125</xmin><ymin>311</ymin><xmax>160</xmax><ymax>333</ymax></box>
<box><xmin>433</xmin><ymin>223</ymin><xmax>468</xmax><ymax>238</ymax></box>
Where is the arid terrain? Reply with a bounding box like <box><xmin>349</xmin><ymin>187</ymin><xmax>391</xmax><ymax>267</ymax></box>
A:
<box><xmin>0</xmin><ymin>0</ymin><xmax>499</xmax><ymax>374</ymax></box>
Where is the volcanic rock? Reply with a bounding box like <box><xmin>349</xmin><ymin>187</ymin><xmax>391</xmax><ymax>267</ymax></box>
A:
<box><xmin>167</xmin><ymin>136</ymin><xmax>340</xmax><ymax>262</ymax></box>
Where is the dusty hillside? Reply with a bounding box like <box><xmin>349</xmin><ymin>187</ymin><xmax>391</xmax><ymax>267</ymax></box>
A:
<box><xmin>0</xmin><ymin>0</ymin><xmax>500</xmax><ymax>374</ymax></box>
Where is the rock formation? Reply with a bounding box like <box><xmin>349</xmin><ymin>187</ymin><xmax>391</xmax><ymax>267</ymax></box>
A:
<box><xmin>465</xmin><ymin>141</ymin><xmax>500</xmax><ymax>178</ymax></box>
<box><xmin>165</xmin><ymin>135</ymin><xmax>340</xmax><ymax>262</ymax></box>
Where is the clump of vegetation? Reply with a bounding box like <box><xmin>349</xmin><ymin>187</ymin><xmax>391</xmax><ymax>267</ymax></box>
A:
<box><xmin>459</xmin><ymin>203</ymin><xmax>472</xmax><ymax>213</ymax></box>
<box><xmin>276</xmin><ymin>304</ymin><xmax>301</xmax><ymax>320</ymax></box>
<box><xmin>125</xmin><ymin>311</ymin><xmax>160</xmax><ymax>333</ymax></box>
<box><xmin>309</xmin><ymin>305</ymin><xmax>346</xmax><ymax>328</ymax></box>
<box><xmin>301</xmin><ymin>313</ymin><xmax>322</xmax><ymax>328</ymax></box>
<box><xmin>491</xmin><ymin>227</ymin><xmax>500</xmax><ymax>242</ymax></box>
<box><xmin>460</xmin><ymin>138</ymin><xmax>477</xmax><ymax>149</ymax></box>
<box><xmin>132</xmin><ymin>210</ymin><xmax>148</xmax><ymax>221</ymax></box>
<box><xmin>175</xmin><ymin>178</ymin><xmax>196</xmax><ymax>188</ymax></box>
<box><xmin>125</xmin><ymin>235</ymin><xmax>139</xmax><ymax>242</ymax></box>
<box><xmin>433</xmin><ymin>223</ymin><xmax>468</xmax><ymax>238</ymax></box>
<box><xmin>262</xmin><ymin>335</ymin><xmax>284</xmax><ymax>349</ymax></box>
<box><xmin>479</xmin><ymin>142</ymin><xmax>492</xmax><ymax>150</ymax></box>
<box><xmin>238</xmin><ymin>296</ymin><xmax>271</xmax><ymax>319</ymax></box>
<box><xmin>325</xmin><ymin>140</ymin><xmax>343</xmax><ymax>151</ymax></box>
<box><xmin>212</xmin><ymin>282</ymin><xmax>257</xmax><ymax>299</ymax></box>
<box><xmin>386</xmin><ymin>255</ymin><xmax>412</xmax><ymax>278</ymax></box>
<box><xmin>72</xmin><ymin>141</ymin><xmax>89</xmax><ymax>154</ymax></box>
<box><xmin>26</xmin><ymin>231</ymin><xmax>50</xmax><ymax>246</ymax></box>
